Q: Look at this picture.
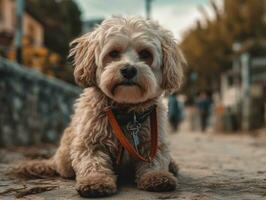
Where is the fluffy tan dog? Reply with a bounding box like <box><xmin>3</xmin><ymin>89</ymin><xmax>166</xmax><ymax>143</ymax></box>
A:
<box><xmin>15</xmin><ymin>16</ymin><xmax>186</xmax><ymax>197</ymax></box>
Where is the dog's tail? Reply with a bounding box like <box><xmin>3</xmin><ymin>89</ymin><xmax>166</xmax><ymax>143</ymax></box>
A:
<box><xmin>10</xmin><ymin>159</ymin><xmax>57</xmax><ymax>179</ymax></box>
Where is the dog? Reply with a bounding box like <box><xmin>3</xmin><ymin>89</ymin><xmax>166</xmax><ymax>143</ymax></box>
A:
<box><xmin>14</xmin><ymin>16</ymin><xmax>186</xmax><ymax>197</ymax></box>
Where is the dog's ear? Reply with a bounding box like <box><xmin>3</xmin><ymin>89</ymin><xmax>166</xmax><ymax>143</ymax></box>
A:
<box><xmin>160</xmin><ymin>32</ymin><xmax>186</xmax><ymax>92</ymax></box>
<box><xmin>69</xmin><ymin>32</ymin><xmax>97</xmax><ymax>87</ymax></box>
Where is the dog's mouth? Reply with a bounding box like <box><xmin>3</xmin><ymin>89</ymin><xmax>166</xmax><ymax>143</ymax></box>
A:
<box><xmin>111</xmin><ymin>80</ymin><xmax>142</xmax><ymax>95</ymax></box>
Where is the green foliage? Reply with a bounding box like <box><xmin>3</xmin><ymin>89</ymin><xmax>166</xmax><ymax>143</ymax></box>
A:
<box><xmin>181</xmin><ymin>0</ymin><xmax>266</xmax><ymax>92</ymax></box>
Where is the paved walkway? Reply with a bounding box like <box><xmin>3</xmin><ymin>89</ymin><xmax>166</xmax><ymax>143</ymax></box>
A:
<box><xmin>0</xmin><ymin>131</ymin><xmax>266</xmax><ymax>200</ymax></box>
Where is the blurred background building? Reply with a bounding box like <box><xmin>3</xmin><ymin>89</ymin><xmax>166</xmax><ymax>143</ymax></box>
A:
<box><xmin>0</xmin><ymin>0</ymin><xmax>82</xmax><ymax>83</ymax></box>
<box><xmin>0</xmin><ymin>0</ymin><xmax>44</xmax><ymax>54</ymax></box>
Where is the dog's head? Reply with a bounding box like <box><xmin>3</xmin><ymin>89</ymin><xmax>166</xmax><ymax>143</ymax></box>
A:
<box><xmin>69</xmin><ymin>16</ymin><xmax>186</xmax><ymax>104</ymax></box>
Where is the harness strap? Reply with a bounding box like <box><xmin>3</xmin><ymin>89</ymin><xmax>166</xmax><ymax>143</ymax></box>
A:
<box><xmin>106</xmin><ymin>107</ymin><xmax>158</xmax><ymax>163</ymax></box>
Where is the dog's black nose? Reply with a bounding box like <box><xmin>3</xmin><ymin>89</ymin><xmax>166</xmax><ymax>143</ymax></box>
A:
<box><xmin>120</xmin><ymin>65</ymin><xmax>137</xmax><ymax>79</ymax></box>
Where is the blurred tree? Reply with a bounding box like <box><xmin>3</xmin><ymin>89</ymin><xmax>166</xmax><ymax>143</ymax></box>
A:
<box><xmin>181</xmin><ymin>0</ymin><xmax>266</xmax><ymax>94</ymax></box>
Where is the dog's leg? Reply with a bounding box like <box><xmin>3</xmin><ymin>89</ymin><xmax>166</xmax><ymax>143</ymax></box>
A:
<box><xmin>71</xmin><ymin>138</ymin><xmax>117</xmax><ymax>197</ymax></box>
<box><xmin>136</xmin><ymin>148</ymin><xmax>177</xmax><ymax>192</ymax></box>
<box><xmin>53</xmin><ymin>127</ymin><xmax>75</xmax><ymax>179</ymax></box>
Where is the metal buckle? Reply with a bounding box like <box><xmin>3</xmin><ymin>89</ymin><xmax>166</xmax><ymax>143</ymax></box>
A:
<box><xmin>127</xmin><ymin>113</ymin><xmax>141</xmax><ymax>151</ymax></box>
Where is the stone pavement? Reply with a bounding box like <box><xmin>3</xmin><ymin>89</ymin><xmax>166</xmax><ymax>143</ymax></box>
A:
<box><xmin>0</xmin><ymin>131</ymin><xmax>266</xmax><ymax>200</ymax></box>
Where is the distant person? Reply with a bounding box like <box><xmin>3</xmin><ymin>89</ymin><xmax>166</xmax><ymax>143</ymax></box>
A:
<box><xmin>196</xmin><ymin>92</ymin><xmax>212</xmax><ymax>132</ymax></box>
<box><xmin>168</xmin><ymin>93</ymin><xmax>183</xmax><ymax>132</ymax></box>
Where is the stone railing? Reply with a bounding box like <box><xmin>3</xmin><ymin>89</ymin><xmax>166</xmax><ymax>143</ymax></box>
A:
<box><xmin>0</xmin><ymin>58</ymin><xmax>82</xmax><ymax>147</ymax></box>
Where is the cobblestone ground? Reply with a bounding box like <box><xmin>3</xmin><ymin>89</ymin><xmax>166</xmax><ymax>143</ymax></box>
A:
<box><xmin>0</xmin><ymin>130</ymin><xmax>266</xmax><ymax>200</ymax></box>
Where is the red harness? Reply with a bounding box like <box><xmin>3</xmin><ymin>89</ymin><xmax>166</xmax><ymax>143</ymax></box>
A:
<box><xmin>105</xmin><ymin>107</ymin><xmax>158</xmax><ymax>164</ymax></box>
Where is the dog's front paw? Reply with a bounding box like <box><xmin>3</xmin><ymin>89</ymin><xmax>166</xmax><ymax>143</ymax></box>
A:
<box><xmin>76</xmin><ymin>174</ymin><xmax>117</xmax><ymax>197</ymax></box>
<box><xmin>137</xmin><ymin>171</ymin><xmax>177</xmax><ymax>192</ymax></box>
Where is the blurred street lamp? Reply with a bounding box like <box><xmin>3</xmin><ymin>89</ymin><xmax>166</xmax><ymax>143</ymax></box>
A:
<box><xmin>15</xmin><ymin>0</ymin><xmax>24</xmax><ymax>64</ymax></box>
<box><xmin>231</xmin><ymin>41</ymin><xmax>242</xmax><ymax>119</ymax></box>
<box><xmin>232</xmin><ymin>41</ymin><xmax>242</xmax><ymax>75</ymax></box>
<box><xmin>145</xmin><ymin>0</ymin><xmax>153</xmax><ymax>19</ymax></box>
<box><xmin>241</xmin><ymin>53</ymin><xmax>251</xmax><ymax>130</ymax></box>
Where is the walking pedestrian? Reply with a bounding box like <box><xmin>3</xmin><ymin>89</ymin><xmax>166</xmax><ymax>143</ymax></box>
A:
<box><xmin>196</xmin><ymin>92</ymin><xmax>212</xmax><ymax>132</ymax></box>
<box><xmin>168</xmin><ymin>93</ymin><xmax>183</xmax><ymax>132</ymax></box>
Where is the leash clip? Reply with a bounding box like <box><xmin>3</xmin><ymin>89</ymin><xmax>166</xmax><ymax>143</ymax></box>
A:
<box><xmin>127</xmin><ymin>112</ymin><xmax>141</xmax><ymax>151</ymax></box>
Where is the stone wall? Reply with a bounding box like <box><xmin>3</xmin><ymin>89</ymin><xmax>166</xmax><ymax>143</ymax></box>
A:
<box><xmin>0</xmin><ymin>58</ymin><xmax>82</xmax><ymax>147</ymax></box>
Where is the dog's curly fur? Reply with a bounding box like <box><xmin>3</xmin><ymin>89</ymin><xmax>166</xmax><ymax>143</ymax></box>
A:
<box><xmin>13</xmin><ymin>16</ymin><xmax>186</xmax><ymax>197</ymax></box>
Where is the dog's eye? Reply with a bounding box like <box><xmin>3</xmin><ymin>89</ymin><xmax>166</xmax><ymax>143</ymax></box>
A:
<box><xmin>138</xmin><ymin>50</ymin><xmax>152</xmax><ymax>60</ymax></box>
<box><xmin>109</xmin><ymin>50</ymin><xmax>120</xmax><ymax>59</ymax></box>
